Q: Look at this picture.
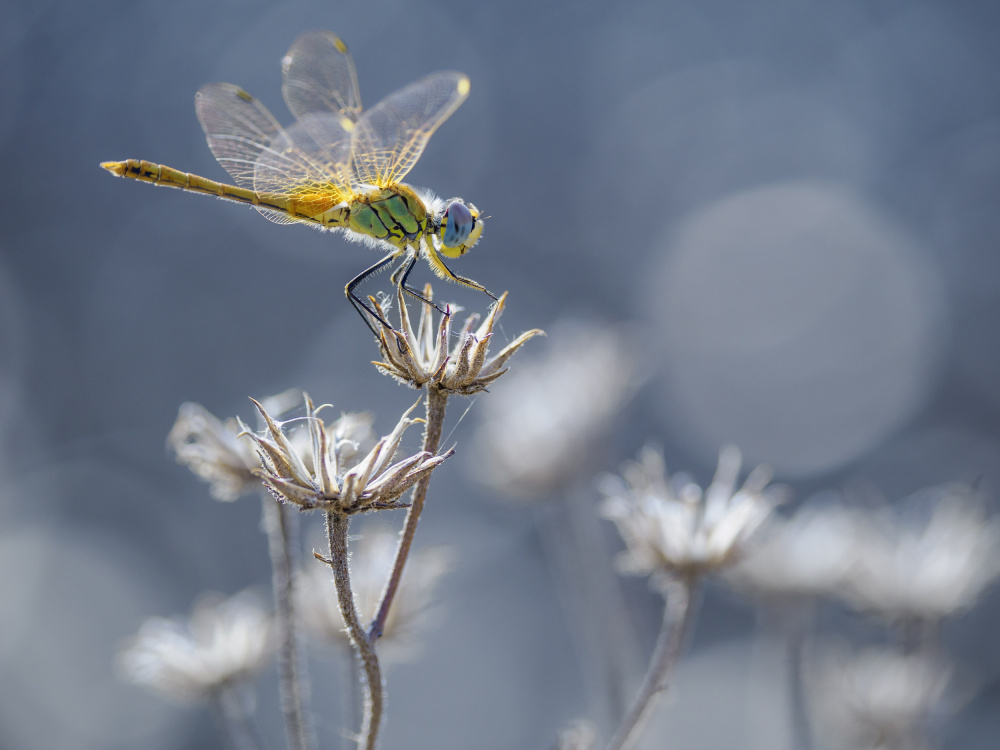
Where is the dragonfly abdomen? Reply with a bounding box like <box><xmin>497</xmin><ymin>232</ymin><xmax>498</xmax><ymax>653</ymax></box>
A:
<box><xmin>101</xmin><ymin>159</ymin><xmax>300</xmax><ymax>217</ymax></box>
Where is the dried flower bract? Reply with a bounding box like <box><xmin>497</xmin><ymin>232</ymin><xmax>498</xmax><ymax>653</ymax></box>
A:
<box><xmin>369</xmin><ymin>284</ymin><xmax>543</xmax><ymax>394</ymax></box>
<box><xmin>241</xmin><ymin>393</ymin><xmax>452</xmax><ymax>514</ymax></box>
<box><xmin>601</xmin><ymin>445</ymin><xmax>781</xmax><ymax>586</ymax></box>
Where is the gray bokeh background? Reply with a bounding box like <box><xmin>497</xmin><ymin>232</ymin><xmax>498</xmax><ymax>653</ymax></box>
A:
<box><xmin>2</xmin><ymin>0</ymin><xmax>1000</xmax><ymax>747</ymax></box>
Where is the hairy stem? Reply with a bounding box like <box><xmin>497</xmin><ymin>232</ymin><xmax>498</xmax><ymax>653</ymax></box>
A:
<box><xmin>605</xmin><ymin>577</ymin><xmax>701</xmax><ymax>750</ymax></box>
<box><xmin>367</xmin><ymin>385</ymin><xmax>449</xmax><ymax>641</ymax></box>
<box><xmin>327</xmin><ymin>512</ymin><xmax>384</xmax><ymax>750</ymax></box>
<box><xmin>262</xmin><ymin>495</ymin><xmax>314</xmax><ymax>750</ymax></box>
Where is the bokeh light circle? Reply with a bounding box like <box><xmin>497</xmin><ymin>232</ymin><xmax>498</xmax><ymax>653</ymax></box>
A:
<box><xmin>648</xmin><ymin>181</ymin><xmax>948</xmax><ymax>477</ymax></box>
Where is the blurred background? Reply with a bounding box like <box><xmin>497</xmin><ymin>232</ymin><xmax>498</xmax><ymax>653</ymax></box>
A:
<box><xmin>2</xmin><ymin>0</ymin><xmax>999</xmax><ymax>747</ymax></box>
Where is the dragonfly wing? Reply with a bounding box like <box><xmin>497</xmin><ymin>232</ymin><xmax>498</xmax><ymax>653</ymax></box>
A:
<box><xmin>254</xmin><ymin>112</ymin><xmax>355</xmax><ymax>212</ymax></box>
<box><xmin>195</xmin><ymin>83</ymin><xmax>284</xmax><ymax>191</ymax></box>
<box><xmin>351</xmin><ymin>71</ymin><xmax>469</xmax><ymax>188</ymax></box>
<box><xmin>282</xmin><ymin>30</ymin><xmax>362</xmax><ymax>123</ymax></box>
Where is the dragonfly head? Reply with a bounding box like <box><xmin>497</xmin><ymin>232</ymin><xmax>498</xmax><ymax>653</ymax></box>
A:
<box><xmin>438</xmin><ymin>199</ymin><xmax>483</xmax><ymax>258</ymax></box>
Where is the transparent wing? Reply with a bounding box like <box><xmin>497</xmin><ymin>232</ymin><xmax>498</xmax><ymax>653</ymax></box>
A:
<box><xmin>282</xmin><ymin>30</ymin><xmax>362</xmax><ymax>123</ymax></box>
<box><xmin>196</xmin><ymin>82</ymin><xmax>285</xmax><ymax>191</ymax></box>
<box><xmin>196</xmin><ymin>83</ymin><xmax>354</xmax><ymax>224</ymax></box>
<box><xmin>351</xmin><ymin>71</ymin><xmax>469</xmax><ymax>188</ymax></box>
<box><xmin>253</xmin><ymin>113</ymin><xmax>355</xmax><ymax>220</ymax></box>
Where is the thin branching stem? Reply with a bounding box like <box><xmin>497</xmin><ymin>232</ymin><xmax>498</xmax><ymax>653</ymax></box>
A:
<box><xmin>213</xmin><ymin>686</ymin><xmax>266</xmax><ymax>750</ymax></box>
<box><xmin>327</xmin><ymin>512</ymin><xmax>384</xmax><ymax>750</ymax></box>
<box><xmin>605</xmin><ymin>577</ymin><xmax>702</xmax><ymax>750</ymax></box>
<box><xmin>261</xmin><ymin>494</ymin><xmax>314</xmax><ymax>750</ymax></box>
<box><xmin>367</xmin><ymin>385</ymin><xmax>449</xmax><ymax>642</ymax></box>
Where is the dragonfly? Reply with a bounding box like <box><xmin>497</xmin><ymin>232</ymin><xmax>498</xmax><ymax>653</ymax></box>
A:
<box><xmin>102</xmin><ymin>30</ymin><xmax>492</xmax><ymax>332</ymax></box>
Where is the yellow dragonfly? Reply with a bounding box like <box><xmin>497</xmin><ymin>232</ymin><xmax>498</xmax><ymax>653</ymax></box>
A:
<box><xmin>102</xmin><ymin>30</ymin><xmax>492</xmax><ymax>331</ymax></box>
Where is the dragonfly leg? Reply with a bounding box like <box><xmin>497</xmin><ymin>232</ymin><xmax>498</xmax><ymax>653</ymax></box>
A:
<box><xmin>425</xmin><ymin>245</ymin><xmax>498</xmax><ymax>303</ymax></box>
<box><xmin>347</xmin><ymin>253</ymin><xmax>401</xmax><ymax>335</ymax></box>
<box><xmin>392</xmin><ymin>254</ymin><xmax>448</xmax><ymax>315</ymax></box>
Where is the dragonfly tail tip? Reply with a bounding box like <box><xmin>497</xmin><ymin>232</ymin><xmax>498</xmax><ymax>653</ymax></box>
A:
<box><xmin>100</xmin><ymin>161</ymin><xmax>127</xmax><ymax>176</ymax></box>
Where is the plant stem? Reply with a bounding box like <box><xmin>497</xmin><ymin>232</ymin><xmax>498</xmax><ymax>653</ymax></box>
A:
<box><xmin>604</xmin><ymin>577</ymin><xmax>701</xmax><ymax>750</ymax></box>
<box><xmin>213</xmin><ymin>686</ymin><xmax>266</xmax><ymax>750</ymax></box>
<box><xmin>534</xmin><ymin>492</ymin><xmax>641</xmax><ymax>734</ymax></box>
<box><xmin>327</xmin><ymin>512</ymin><xmax>384</xmax><ymax>750</ymax></box>
<box><xmin>367</xmin><ymin>385</ymin><xmax>448</xmax><ymax>641</ymax></box>
<box><xmin>262</xmin><ymin>494</ymin><xmax>314</xmax><ymax>750</ymax></box>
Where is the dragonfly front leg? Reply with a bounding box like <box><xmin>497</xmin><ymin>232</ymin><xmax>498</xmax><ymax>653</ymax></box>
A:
<box><xmin>424</xmin><ymin>243</ymin><xmax>498</xmax><ymax>303</ymax></box>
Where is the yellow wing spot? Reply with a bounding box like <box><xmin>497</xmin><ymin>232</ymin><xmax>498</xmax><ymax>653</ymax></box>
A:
<box><xmin>333</xmin><ymin>36</ymin><xmax>348</xmax><ymax>54</ymax></box>
<box><xmin>339</xmin><ymin>116</ymin><xmax>356</xmax><ymax>132</ymax></box>
<box><xmin>235</xmin><ymin>88</ymin><xmax>253</xmax><ymax>102</ymax></box>
<box><xmin>457</xmin><ymin>77</ymin><xmax>470</xmax><ymax>96</ymax></box>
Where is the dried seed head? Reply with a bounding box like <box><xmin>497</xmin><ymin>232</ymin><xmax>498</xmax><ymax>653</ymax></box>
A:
<box><xmin>600</xmin><ymin>445</ymin><xmax>782</xmax><ymax>586</ymax></box>
<box><xmin>554</xmin><ymin>720</ymin><xmax>598</xmax><ymax>750</ymax></box>
<box><xmin>369</xmin><ymin>284</ymin><xmax>543</xmax><ymax>394</ymax></box>
<box><xmin>117</xmin><ymin>590</ymin><xmax>274</xmax><ymax>702</ymax></box>
<box><xmin>240</xmin><ymin>393</ymin><xmax>452</xmax><ymax>514</ymax></box>
<box><xmin>168</xmin><ymin>391</ymin><xmax>303</xmax><ymax>501</ymax></box>
<box><xmin>809</xmin><ymin>645</ymin><xmax>952</xmax><ymax>750</ymax></box>
<box><xmin>473</xmin><ymin>320</ymin><xmax>640</xmax><ymax>497</ymax></box>
<box><xmin>726</xmin><ymin>498</ymin><xmax>865</xmax><ymax>601</ymax></box>
<box><xmin>841</xmin><ymin>484</ymin><xmax>1000</xmax><ymax>621</ymax></box>
<box><xmin>168</xmin><ymin>403</ymin><xmax>260</xmax><ymax>501</ymax></box>
<box><xmin>298</xmin><ymin>525</ymin><xmax>451</xmax><ymax>662</ymax></box>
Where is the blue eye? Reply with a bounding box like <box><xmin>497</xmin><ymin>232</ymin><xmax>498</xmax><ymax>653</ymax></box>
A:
<box><xmin>441</xmin><ymin>200</ymin><xmax>474</xmax><ymax>247</ymax></box>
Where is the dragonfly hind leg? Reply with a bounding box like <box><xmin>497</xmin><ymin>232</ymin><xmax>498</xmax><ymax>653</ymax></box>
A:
<box><xmin>347</xmin><ymin>253</ymin><xmax>402</xmax><ymax>335</ymax></box>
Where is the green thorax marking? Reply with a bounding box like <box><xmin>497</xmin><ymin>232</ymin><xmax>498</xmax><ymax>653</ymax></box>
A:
<box><xmin>348</xmin><ymin>184</ymin><xmax>428</xmax><ymax>248</ymax></box>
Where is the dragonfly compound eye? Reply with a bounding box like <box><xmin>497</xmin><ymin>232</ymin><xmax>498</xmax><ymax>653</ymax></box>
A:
<box><xmin>440</xmin><ymin>200</ymin><xmax>475</xmax><ymax>249</ymax></box>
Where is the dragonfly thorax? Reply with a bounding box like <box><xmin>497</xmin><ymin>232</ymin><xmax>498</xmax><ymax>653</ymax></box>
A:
<box><xmin>345</xmin><ymin>184</ymin><xmax>428</xmax><ymax>249</ymax></box>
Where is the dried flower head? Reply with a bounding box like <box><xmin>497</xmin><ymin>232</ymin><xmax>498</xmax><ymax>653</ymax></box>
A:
<box><xmin>168</xmin><ymin>391</ymin><xmax>304</xmax><ymax>501</ymax></box>
<box><xmin>474</xmin><ymin>320</ymin><xmax>639</xmax><ymax>497</ymax></box>
<box><xmin>600</xmin><ymin>446</ymin><xmax>781</xmax><ymax>585</ymax></box>
<box><xmin>810</xmin><ymin>645</ymin><xmax>951</xmax><ymax>750</ymax></box>
<box><xmin>117</xmin><ymin>590</ymin><xmax>273</xmax><ymax>702</ymax></box>
<box><xmin>168</xmin><ymin>403</ymin><xmax>261</xmax><ymax>501</ymax></box>
<box><xmin>554</xmin><ymin>720</ymin><xmax>598</xmax><ymax>750</ymax></box>
<box><xmin>369</xmin><ymin>284</ymin><xmax>543</xmax><ymax>394</ymax></box>
<box><xmin>241</xmin><ymin>393</ymin><xmax>451</xmax><ymax>514</ymax></box>
<box><xmin>726</xmin><ymin>498</ymin><xmax>864</xmax><ymax>601</ymax></box>
<box><xmin>842</xmin><ymin>484</ymin><xmax>1000</xmax><ymax>622</ymax></box>
<box><xmin>298</xmin><ymin>526</ymin><xmax>451</xmax><ymax>662</ymax></box>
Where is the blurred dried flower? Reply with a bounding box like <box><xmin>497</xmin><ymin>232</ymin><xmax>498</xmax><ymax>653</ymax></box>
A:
<box><xmin>474</xmin><ymin>320</ymin><xmax>639</xmax><ymax>497</ymax></box>
<box><xmin>810</xmin><ymin>645</ymin><xmax>951</xmax><ymax>750</ymax></box>
<box><xmin>168</xmin><ymin>403</ymin><xmax>260</xmax><ymax>501</ymax></box>
<box><xmin>843</xmin><ymin>484</ymin><xmax>1000</xmax><ymax>621</ymax></box>
<box><xmin>554</xmin><ymin>719</ymin><xmax>598</xmax><ymax>750</ymax></box>
<box><xmin>118</xmin><ymin>590</ymin><xmax>273</xmax><ymax>702</ymax></box>
<box><xmin>241</xmin><ymin>394</ymin><xmax>451</xmax><ymax>514</ymax></box>
<box><xmin>369</xmin><ymin>284</ymin><xmax>543</xmax><ymax>393</ymax></box>
<box><xmin>168</xmin><ymin>390</ymin><xmax>305</xmax><ymax>501</ymax></box>
<box><xmin>298</xmin><ymin>526</ymin><xmax>451</xmax><ymax>662</ymax></box>
<box><xmin>601</xmin><ymin>446</ymin><xmax>781</xmax><ymax>586</ymax></box>
<box><xmin>726</xmin><ymin>498</ymin><xmax>863</xmax><ymax>600</ymax></box>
